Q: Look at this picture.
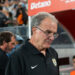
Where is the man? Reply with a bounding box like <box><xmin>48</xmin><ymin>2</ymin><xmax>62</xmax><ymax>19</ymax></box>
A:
<box><xmin>0</xmin><ymin>5</ymin><xmax>13</xmax><ymax>27</ymax></box>
<box><xmin>0</xmin><ymin>31</ymin><xmax>16</xmax><ymax>75</ymax></box>
<box><xmin>5</xmin><ymin>12</ymin><xmax>59</xmax><ymax>75</ymax></box>
<box><xmin>7</xmin><ymin>35</ymin><xmax>24</xmax><ymax>57</ymax></box>
<box><xmin>70</xmin><ymin>56</ymin><xmax>75</xmax><ymax>75</ymax></box>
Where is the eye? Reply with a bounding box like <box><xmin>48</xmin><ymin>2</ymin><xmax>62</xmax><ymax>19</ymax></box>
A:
<box><xmin>45</xmin><ymin>30</ymin><xmax>52</xmax><ymax>34</ymax></box>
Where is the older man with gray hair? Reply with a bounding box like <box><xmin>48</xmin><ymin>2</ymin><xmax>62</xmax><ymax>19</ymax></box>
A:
<box><xmin>5</xmin><ymin>12</ymin><xmax>59</xmax><ymax>75</ymax></box>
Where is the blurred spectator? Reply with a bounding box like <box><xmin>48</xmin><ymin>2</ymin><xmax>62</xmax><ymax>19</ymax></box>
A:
<box><xmin>7</xmin><ymin>34</ymin><xmax>24</xmax><ymax>57</ymax></box>
<box><xmin>70</xmin><ymin>56</ymin><xmax>75</xmax><ymax>75</ymax></box>
<box><xmin>0</xmin><ymin>31</ymin><xmax>16</xmax><ymax>75</ymax></box>
<box><xmin>0</xmin><ymin>0</ymin><xmax>5</xmax><ymax>4</ymax></box>
<box><xmin>0</xmin><ymin>0</ymin><xmax>28</xmax><ymax>27</ymax></box>
<box><xmin>8</xmin><ymin>12</ymin><xmax>13</xmax><ymax>26</ymax></box>
<box><xmin>0</xmin><ymin>5</ymin><xmax>9</xmax><ymax>27</ymax></box>
<box><xmin>8</xmin><ymin>12</ymin><xmax>18</xmax><ymax>26</ymax></box>
<box><xmin>16</xmin><ymin>4</ymin><xmax>28</xmax><ymax>26</ymax></box>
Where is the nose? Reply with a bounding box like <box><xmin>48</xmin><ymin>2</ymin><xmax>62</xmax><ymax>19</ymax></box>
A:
<box><xmin>48</xmin><ymin>34</ymin><xmax>55</xmax><ymax>41</ymax></box>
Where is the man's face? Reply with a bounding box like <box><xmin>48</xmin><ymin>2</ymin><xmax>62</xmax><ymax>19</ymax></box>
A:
<box><xmin>7</xmin><ymin>36</ymin><xmax>16</xmax><ymax>52</ymax></box>
<box><xmin>32</xmin><ymin>17</ymin><xmax>58</xmax><ymax>49</ymax></box>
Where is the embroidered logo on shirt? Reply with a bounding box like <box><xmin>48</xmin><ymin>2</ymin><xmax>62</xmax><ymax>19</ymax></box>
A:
<box><xmin>31</xmin><ymin>65</ymin><xmax>38</xmax><ymax>69</ymax></box>
<box><xmin>52</xmin><ymin>58</ymin><xmax>57</xmax><ymax>67</ymax></box>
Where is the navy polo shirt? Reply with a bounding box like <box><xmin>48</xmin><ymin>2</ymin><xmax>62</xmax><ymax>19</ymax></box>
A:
<box><xmin>5</xmin><ymin>40</ymin><xmax>59</xmax><ymax>75</ymax></box>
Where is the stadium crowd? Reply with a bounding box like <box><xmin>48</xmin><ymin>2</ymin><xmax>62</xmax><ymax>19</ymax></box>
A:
<box><xmin>0</xmin><ymin>0</ymin><xmax>28</xmax><ymax>27</ymax></box>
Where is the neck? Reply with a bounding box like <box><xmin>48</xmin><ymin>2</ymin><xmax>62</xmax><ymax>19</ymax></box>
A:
<box><xmin>40</xmin><ymin>50</ymin><xmax>46</xmax><ymax>56</ymax></box>
<box><xmin>29</xmin><ymin>38</ymin><xmax>46</xmax><ymax>56</ymax></box>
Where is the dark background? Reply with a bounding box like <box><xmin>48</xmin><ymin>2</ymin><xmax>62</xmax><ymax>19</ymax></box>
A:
<box><xmin>52</xmin><ymin>9</ymin><xmax>75</xmax><ymax>40</ymax></box>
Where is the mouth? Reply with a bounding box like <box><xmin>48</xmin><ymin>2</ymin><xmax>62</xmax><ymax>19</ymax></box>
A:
<box><xmin>45</xmin><ymin>39</ymin><xmax>53</xmax><ymax>45</ymax></box>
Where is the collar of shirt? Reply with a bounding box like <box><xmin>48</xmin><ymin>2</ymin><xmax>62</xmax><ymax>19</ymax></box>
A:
<box><xmin>24</xmin><ymin>39</ymin><xmax>53</xmax><ymax>57</ymax></box>
<box><xmin>24</xmin><ymin>39</ymin><xmax>42</xmax><ymax>55</ymax></box>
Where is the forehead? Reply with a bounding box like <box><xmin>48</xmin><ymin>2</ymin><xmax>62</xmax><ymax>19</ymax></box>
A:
<box><xmin>39</xmin><ymin>17</ymin><xmax>57</xmax><ymax>32</ymax></box>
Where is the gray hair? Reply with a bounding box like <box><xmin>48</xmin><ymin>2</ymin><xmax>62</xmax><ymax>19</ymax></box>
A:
<box><xmin>31</xmin><ymin>12</ymin><xmax>58</xmax><ymax>29</ymax></box>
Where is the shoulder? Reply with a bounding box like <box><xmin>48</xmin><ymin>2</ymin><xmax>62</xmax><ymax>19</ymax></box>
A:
<box><xmin>49</xmin><ymin>47</ymin><xmax>58</xmax><ymax>54</ymax></box>
<box><xmin>48</xmin><ymin>47</ymin><xmax>58</xmax><ymax>58</ymax></box>
<box><xmin>0</xmin><ymin>50</ymin><xmax>6</xmax><ymax>57</ymax></box>
<box><xmin>11</xmin><ymin>43</ymin><xmax>29</xmax><ymax>58</ymax></box>
<box><xmin>0</xmin><ymin>50</ymin><xmax>8</xmax><ymax>64</ymax></box>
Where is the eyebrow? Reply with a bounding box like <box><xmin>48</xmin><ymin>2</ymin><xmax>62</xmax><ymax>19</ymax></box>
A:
<box><xmin>36</xmin><ymin>26</ymin><xmax>57</xmax><ymax>34</ymax></box>
<box><xmin>45</xmin><ymin>30</ymin><xmax>57</xmax><ymax>34</ymax></box>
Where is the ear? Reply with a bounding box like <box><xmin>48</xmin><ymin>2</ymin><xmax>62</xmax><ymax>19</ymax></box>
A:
<box><xmin>32</xmin><ymin>27</ymin><xmax>36</xmax><ymax>34</ymax></box>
